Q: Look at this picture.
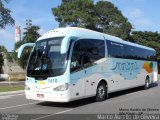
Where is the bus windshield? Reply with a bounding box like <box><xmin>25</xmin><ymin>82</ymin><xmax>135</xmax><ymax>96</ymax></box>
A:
<box><xmin>27</xmin><ymin>37</ymin><xmax>67</xmax><ymax>79</ymax></box>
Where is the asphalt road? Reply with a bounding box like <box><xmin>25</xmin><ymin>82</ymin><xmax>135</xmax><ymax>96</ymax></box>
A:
<box><xmin>0</xmin><ymin>81</ymin><xmax>160</xmax><ymax>120</ymax></box>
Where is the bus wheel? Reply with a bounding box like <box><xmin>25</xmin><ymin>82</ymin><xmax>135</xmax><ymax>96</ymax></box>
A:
<box><xmin>96</xmin><ymin>82</ymin><xmax>107</xmax><ymax>102</ymax></box>
<box><xmin>144</xmin><ymin>77</ymin><xmax>150</xmax><ymax>90</ymax></box>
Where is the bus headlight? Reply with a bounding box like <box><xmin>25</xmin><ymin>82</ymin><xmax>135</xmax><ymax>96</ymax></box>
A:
<box><xmin>25</xmin><ymin>85</ymin><xmax>30</xmax><ymax>90</ymax></box>
<box><xmin>54</xmin><ymin>83</ymin><xmax>69</xmax><ymax>91</ymax></box>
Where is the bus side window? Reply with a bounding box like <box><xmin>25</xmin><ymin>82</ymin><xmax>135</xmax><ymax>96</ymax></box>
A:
<box><xmin>70</xmin><ymin>41</ymin><xmax>83</xmax><ymax>72</ymax></box>
<box><xmin>70</xmin><ymin>39</ymin><xmax>93</xmax><ymax>72</ymax></box>
<box><xmin>70</xmin><ymin>39</ymin><xmax>105</xmax><ymax>72</ymax></box>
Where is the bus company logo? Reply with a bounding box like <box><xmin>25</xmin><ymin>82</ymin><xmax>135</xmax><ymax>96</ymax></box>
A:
<box><xmin>143</xmin><ymin>62</ymin><xmax>153</xmax><ymax>73</ymax></box>
<box><xmin>112</xmin><ymin>62</ymin><xmax>139</xmax><ymax>71</ymax></box>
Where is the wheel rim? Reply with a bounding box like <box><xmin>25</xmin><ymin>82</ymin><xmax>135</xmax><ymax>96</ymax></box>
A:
<box><xmin>97</xmin><ymin>86</ymin><xmax>105</xmax><ymax>98</ymax></box>
<box><xmin>146</xmin><ymin>80</ymin><xmax>149</xmax><ymax>88</ymax></box>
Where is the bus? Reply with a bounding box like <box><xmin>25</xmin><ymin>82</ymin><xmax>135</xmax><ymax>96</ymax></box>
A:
<box><xmin>18</xmin><ymin>27</ymin><xmax>158</xmax><ymax>102</ymax></box>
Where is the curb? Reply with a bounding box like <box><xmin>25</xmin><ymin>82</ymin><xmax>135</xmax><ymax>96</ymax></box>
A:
<box><xmin>0</xmin><ymin>90</ymin><xmax>25</xmax><ymax>95</ymax></box>
<box><xmin>0</xmin><ymin>81</ymin><xmax>25</xmax><ymax>86</ymax></box>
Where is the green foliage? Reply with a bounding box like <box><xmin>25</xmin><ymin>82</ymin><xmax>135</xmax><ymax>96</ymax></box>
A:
<box><xmin>0</xmin><ymin>45</ymin><xmax>7</xmax><ymax>53</ymax></box>
<box><xmin>0</xmin><ymin>53</ymin><xmax>3</xmax><ymax>65</ymax></box>
<box><xmin>0</xmin><ymin>45</ymin><xmax>7</xmax><ymax>73</ymax></box>
<box><xmin>95</xmin><ymin>1</ymin><xmax>132</xmax><ymax>39</ymax></box>
<box><xmin>0</xmin><ymin>53</ymin><xmax>3</xmax><ymax>73</ymax></box>
<box><xmin>23</xmin><ymin>26</ymin><xmax>40</xmax><ymax>42</ymax></box>
<box><xmin>131</xmin><ymin>31</ymin><xmax>160</xmax><ymax>44</ymax></box>
<box><xmin>0</xmin><ymin>86</ymin><xmax>25</xmax><ymax>92</ymax></box>
<box><xmin>6</xmin><ymin>52</ymin><xmax>13</xmax><ymax>62</ymax></box>
<box><xmin>52</xmin><ymin>0</ymin><xmax>97</xmax><ymax>29</ymax></box>
<box><xmin>0</xmin><ymin>46</ymin><xmax>7</xmax><ymax>65</ymax></box>
<box><xmin>0</xmin><ymin>45</ymin><xmax>14</xmax><ymax>64</ymax></box>
<box><xmin>52</xmin><ymin>0</ymin><xmax>132</xmax><ymax>39</ymax></box>
<box><xmin>0</xmin><ymin>0</ymin><xmax>14</xmax><ymax>29</ymax></box>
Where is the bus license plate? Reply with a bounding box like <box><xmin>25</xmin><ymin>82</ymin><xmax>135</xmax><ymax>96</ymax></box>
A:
<box><xmin>37</xmin><ymin>94</ymin><xmax>44</xmax><ymax>98</ymax></box>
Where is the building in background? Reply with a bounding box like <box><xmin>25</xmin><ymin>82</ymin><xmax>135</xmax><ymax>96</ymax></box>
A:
<box><xmin>15</xmin><ymin>26</ymin><xmax>21</xmax><ymax>42</ymax></box>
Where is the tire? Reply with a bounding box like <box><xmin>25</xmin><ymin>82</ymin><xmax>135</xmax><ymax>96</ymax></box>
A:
<box><xmin>144</xmin><ymin>77</ymin><xmax>150</xmax><ymax>90</ymax></box>
<box><xmin>96</xmin><ymin>82</ymin><xmax>108</xmax><ymax>102</ymax></box>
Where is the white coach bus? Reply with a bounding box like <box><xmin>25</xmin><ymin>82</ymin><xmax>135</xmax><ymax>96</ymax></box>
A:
<box><xmin>18</xmin><ymin>27</ymin><xmax>157</xmax><ymax>102</ymax></box>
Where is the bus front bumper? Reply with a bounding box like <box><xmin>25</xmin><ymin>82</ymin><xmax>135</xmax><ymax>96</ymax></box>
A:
<box><xmin>25</xmin><ymin>90</ymin><xmax>71</xmax><ymax>103</ymax></box>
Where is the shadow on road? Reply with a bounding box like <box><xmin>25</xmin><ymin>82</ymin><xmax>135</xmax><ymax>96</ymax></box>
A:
<box><xmin>37</xmin><ymin>96</ymin><xmax>96</xmax><ymax>108</ymax></box>
<box><xmin>37</xmin><ymin>82</ymin><xmax>158</xmax><ymax>108</ymax></box>
<box><xmin>109</xmin><ymin>82</ymin><xmax>158</xmax><ymax>99</ymax></box>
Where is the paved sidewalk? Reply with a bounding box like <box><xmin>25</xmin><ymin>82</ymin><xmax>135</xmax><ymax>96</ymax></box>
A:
<box><xmin>0</xmin><ymin>90</ymin><xmax>24</xmax><ymax>95</ymax></box>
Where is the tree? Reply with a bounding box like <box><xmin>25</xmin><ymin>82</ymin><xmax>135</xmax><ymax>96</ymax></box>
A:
<box><xmin>0</xmin><ymin>53</ymin><xmax>3</xmax><ymax>73</ymax></box>
<box><xmin>0</xmin><ymin>45</ymin><xmax>7</xmax><ymax>73</ymax></box>
<box><xmin>52</xmin><ymin>0</ymin><xmax>132</xmax><ymax>39</ymax></box>
<box><xmin>15</xmin><ymin>24</ymin><xmax>40</xmax><ymax>69</ymax></box>
<box><xmin>0</xmin><ymin>44</ymin><xmax>14</xmax><ymax>64</ymax></box>
<box><xmin>0</xmin><ymin>45</ymin><xmax>7</xmax><ymax>53</ymax></box>
<box><xmin>131</xmin><ymin>31</ymin><xmax>160</xmax><ymax>44</ymax></box>
<box><xmin>52</xmin><ymin>0</ymin><xmax>97</xmax><ymax>29</ymax></box>
<box><xmin>0</xmin><ymin>0</ymin><xmax>14</xmax><ymax>29</ymax></box>
<box><xmin>23</xmin><ymin>26</ymin><xmax>40</xmax><ymax>42</ymax></box>
<box><xmin>95</xmin><ymin>1</ymin><xmax>132</xmax><ymax>39</ymax></box>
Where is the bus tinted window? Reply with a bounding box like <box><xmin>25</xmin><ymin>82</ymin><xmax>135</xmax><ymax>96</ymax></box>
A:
<box><xmin>87</xmin><ymin>39</ymin><xmax>105</xmax><ymax>62</ymax></box>
<box><xmin>71</xmin><ymin>39</ymin><xmax>105</xmax><ymax>72</ymax></box>
<box><xmin>106</xmin><ymin>40</ymin><xmax>156</xmax><ymax>61</ymax></box>
<box><xmin>107</xmin><ymin>41</ymin><xmax>124</xmax><ymax>58</ymax></box>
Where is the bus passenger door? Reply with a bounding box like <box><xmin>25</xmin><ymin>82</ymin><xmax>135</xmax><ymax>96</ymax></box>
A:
<box><xmin>70</xmin><ymin>40</ymin><xmax>86</xmax><ymax>99</ymax></box>
<box><xmin>70</xmin><ymin>39</ymin><xmax>106</xmax><ymax>98</ymax></box>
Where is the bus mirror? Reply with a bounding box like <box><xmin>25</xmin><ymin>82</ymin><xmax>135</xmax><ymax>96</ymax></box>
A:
<box><xmin>61</xmin><ymin>37</ymin><xmax>70</xmax><ymax>54</ymax></box>
<box><xmin>17</xmin><ymin>43</ymin><xmax>35</xmax><ymax>58</ymax></box>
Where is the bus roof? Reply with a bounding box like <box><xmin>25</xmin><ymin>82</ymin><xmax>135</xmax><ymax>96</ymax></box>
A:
<box><xmin>38</xmin><ymin>27</ymin><xmax>155</xmax><ymax>51</ymax></box>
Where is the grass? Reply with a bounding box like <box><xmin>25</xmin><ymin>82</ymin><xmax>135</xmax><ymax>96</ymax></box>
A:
<box><xmin>0</xmin><ymin>85</ymin><xmax>25</xmax><ymax>92</ymax></box>
<box><xmin>8</xmin><ymin>77</ymin><xmax>25</xmax><ymax>82</ymax></box>
<box><xmin>0</xmin><ymin>78</ymin><xmax>25</xmax><ymax>82</ymax></box>
<box><xmin>9</xmin><ymin>79</ymin><xmax>25</xmax><ymax>81</ymax></box>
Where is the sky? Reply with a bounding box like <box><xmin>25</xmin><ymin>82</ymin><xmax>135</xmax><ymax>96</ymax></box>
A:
<box><xmin>0</xmin><ymin>0</ymin><xmax>160</xmax><ymax>52</ymax></box>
